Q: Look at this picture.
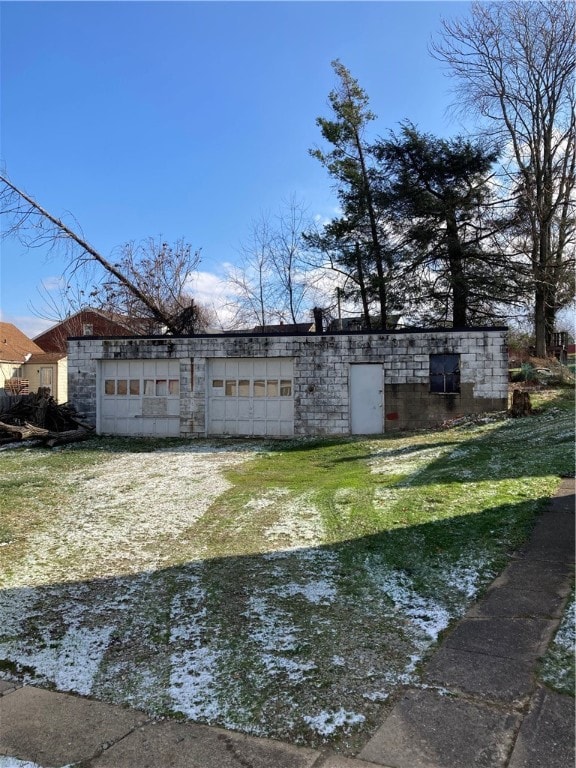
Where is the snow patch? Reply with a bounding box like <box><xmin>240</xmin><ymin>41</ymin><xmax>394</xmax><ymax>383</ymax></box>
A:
<box><xmin>270</xmin><ymin>578</ymin><xmax>337</xmax><ymax>605</ymax></box>
<box><xmin>0</xmin><ymin>760</ymin><xmax>74</xmax><ymax>768</ymax></box>
<box><xmin>367</xmin><ymin>562</ymin><xmax>450</xmax><ymax>641</ymax></box>
<box><xmin>5</xmin><ymin>445</ymin><xmax>258</xmax><ymax>586</ymax></box>
<box><xmin>263</xmin><ymin>492</ymin><xmax>324</xmax><ymax>548</ymax></box>
<box><xmin>303</xmin><ymin>708</ymin><xmax>365</xmax><ymax>736</ymax></box>
<box><xmin>1</xmin><ymin>624</ymin><xmax>113</xmax><ymax>695</ymax></box>
<box><xmin>169</xmin><ymin>569</ymin><xmax>223</xmax><ymax>721</ymax></box>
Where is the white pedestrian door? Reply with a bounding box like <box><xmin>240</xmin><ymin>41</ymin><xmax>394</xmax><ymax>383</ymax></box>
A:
<box><xmin>350</xmin><ymin>364</ymin><xmax>384</xmax><ymax>434</ymax></box>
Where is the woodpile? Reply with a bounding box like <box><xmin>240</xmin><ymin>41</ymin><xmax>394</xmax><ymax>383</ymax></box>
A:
<box><xmin>0</xmin><ymin>388</ymin><xmax>94</xmax><ymax>448</ymax></box>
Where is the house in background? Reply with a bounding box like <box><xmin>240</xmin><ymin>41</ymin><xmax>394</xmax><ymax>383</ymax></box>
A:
<box><xmin>33</xmin><ymin>308</ymin><xmax>144</xmax><ymax>353</ymax></box>
<box><xmin>1</xmin><ymin>309</ymin><xmax>144</xmax><ymax>405</ymax></box>
<box><xmin>0</xmin><ymin>322</ymin><xmax>67</xmax><ymax>402</ymax></box>
<box><xmin>25</xmin><ymin>350</ymin><xmax>68</xmax><ymax>402</ymax></box>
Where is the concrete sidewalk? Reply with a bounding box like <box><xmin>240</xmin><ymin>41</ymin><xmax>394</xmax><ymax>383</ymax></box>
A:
<box><xmin>1</xmin><ymin>479</ymin><xmax>574</xmax><ymax>768</ymax></box>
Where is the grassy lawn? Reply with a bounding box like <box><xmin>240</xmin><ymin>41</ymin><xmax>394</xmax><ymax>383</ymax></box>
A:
<box><xmin>0</xmin><ymin>387</ymin><xmax>573</xmax><ymax>753</ymax></box>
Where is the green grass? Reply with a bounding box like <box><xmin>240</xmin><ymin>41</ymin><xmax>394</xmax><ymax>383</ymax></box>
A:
<box><xmin>538</xmin><ymin>589</ymin><xmax>575</xmax><ymax>696</ymax></box>
<box><xmin>0</xmin><ymin>386</ymin><xmax>573</xmax><ymax>749</ymax></box>
<box><xmin>193</xmin><ymin>387</ymin><xmax>572</xmax><ymax>567</ymax></box>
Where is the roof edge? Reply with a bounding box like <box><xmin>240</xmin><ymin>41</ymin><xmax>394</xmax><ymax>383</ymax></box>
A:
<box><xmin>68</xmin><ymin>325</ymin><xmax>509</xmax><ymax>342</ymax></box>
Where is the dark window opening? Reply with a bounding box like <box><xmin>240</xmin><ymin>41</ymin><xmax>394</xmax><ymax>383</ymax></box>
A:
<box><xmin>430</xmin><ymin>354</ymin><xmax>460</xmax><ymax>393</ymax></box>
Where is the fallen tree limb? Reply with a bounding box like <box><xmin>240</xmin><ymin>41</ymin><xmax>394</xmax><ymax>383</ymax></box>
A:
<box><xmin>0</xmin><ymin>421</ymin><xmax>57</xmax><ymax>440</ymax></box>
<box><xmin>45</xmin><ymin>429</ymin><xmax>92</xmax><ymax>448</ymax></box>
<box><xmin>0</xmin><ymin>420</ymin><xmax>91</xmax><ymax>447</ymax></box>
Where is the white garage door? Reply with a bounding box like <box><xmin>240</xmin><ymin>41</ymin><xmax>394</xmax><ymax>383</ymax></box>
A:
<box><xmin>208</xmin><ymin>358</ymin><xmax>294</xmax><ymax>436</ymax></box>
<box><xmin>99</xmin><ymin>359</ymin><xmax>181</xmax><ymax>436</ymax></box>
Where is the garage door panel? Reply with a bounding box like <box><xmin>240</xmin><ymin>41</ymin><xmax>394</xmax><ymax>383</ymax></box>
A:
<box><xmin>143</xmin><ymin>361</ymin><xmax>157</xmax><ymax>376</ymax></box>
<box><xmin>224</xmin><ymin>400</ymin><xmax>240</xmax><ymax>419</ymax></box>
<box><xmin>208</xmin><ymin>357</ymin><xmax>294</xmax><ymax>437</ymax></box>
<box><xmin>101</xmin><ymin>399</ymin><xmax>117</xmax><ymax>418</ymax></box>
<box><xmin>279</xmin><ymin>400</ymin><xmax>294</xmax><ymax>420</ymax></box>
<box><xmin>211</xmin><ymin>400</ymin><xmax>226</xmax><ymax>420</ymax></box>
<box><xmin>263</xmin><ymin>400</ymin><xmax>276</xmax><ymax>418</ymax></box>
<box><xmin>237</xmin><ymin>400</ymin><xmax>251</xmax><ymax>418</ymax></box>
<box><xmin>99</xmin><ymin>360</ymin><xmax>181</xmax><ymax>437</ymax></box>
<box><xmin>252</xmin><ymin>360</ymin><xmax>269</xmax><ymax>377</ymax></box>
<box><xmin>115</xmin><ymin>361</ymin><xmax>130</xmax><ymax>377</ymax></box>
<box><xmin>210</xmin><ymin>419</ymin><xmax>225</xmax><ymax>435</ymax></box>
<box><xmin>279</xmin><ymin>420</ymin><xmax>293</xmax><ymax>436</ymax></box>
<box><xmin>224</xmin><ymin>360</ymin><xmax>240</xmax><ymax>377</ymax></box>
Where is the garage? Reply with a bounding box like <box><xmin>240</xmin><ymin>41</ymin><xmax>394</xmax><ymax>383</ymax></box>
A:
<box><xmin>99</xmin><ymin>359</ymin><xmax>181</xmax><ymax>436</ymax></box>
<box><xmin>70</xmin><ymin>328</ymin><xmax>509</xmax><ymax>438</ymax></box>
<box><xmin>208</xmin><ymin>357</ymin><xmax>294</xmax><ymax>436</ymax></box>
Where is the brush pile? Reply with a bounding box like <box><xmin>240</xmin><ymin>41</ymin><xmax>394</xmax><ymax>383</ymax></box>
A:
<box><xmin>0</xmin><ymin>388</ymin><xmax>94</xmax><ymax>448</ymax></box>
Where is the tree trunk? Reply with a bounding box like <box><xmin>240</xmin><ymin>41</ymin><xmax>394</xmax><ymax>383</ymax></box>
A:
<box><xmin>510</xmin><ymin>389</ymin><xmax>532</xmax><ymax>417</ymax></box>
<box><xmin>355</xmin><ymin>243</ymin><xmax>372</xmax><ymax>329</ymax></box>
<box><xmin>534</xmin><ymin>285</ymin><xmax>547</xmax><ymax>357</ymax></box>
<box><xmin>354</xmin><ymin>131</ymin><xmax>387</xmax><ymax>329</ymax></box>
<box><xmin>446</xmin><ymin>215</ymin><xmax>468</xmax><ymax>327</ymax></box>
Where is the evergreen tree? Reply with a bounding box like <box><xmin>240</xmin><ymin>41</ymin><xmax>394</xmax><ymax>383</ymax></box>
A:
<box><xmin>310</xmin><ymin>60</ymin><xmax>391</xmax><ymax>328</ymax></box>
<box><xmin>374</xmin><ymin>124</ymin><xmax>510</xmax><ymax>327</ymax></box>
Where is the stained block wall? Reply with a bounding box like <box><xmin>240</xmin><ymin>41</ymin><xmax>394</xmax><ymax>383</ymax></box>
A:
<box><xmin>67</xmin><ymin>327</ymin><xmax>509</xmax><ymax>436</ymax></box>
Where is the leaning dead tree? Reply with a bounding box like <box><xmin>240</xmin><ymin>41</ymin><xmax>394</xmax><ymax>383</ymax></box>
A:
<box><xmin>0</xmin><ymin>174</ymin><xmax>203</xmax><ymax>335</ymax></box>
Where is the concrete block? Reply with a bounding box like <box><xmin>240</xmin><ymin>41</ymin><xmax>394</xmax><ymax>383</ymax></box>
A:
<box><xmin>508</xmin><ymin>686</ymin><xmax>575</xmax><ymax>768</ymax></box>
<box><xmin>0</xmin><ymin>686</ymin><xmax>149</xmax><ymax>766</ymax></box>
<box><xmin>424</xmin><ymin>646</ymin><xmax>535</xmax><ymax>703</ymax></box>
<box><xmin>444</xmin><ymin>617</ymin><xmax>555</xmax><ymax>661</ymax></box>
<box><xmin>359</xmin><ymin>689</ymin><xmax>520</xmax><ymax>768</ymax></box>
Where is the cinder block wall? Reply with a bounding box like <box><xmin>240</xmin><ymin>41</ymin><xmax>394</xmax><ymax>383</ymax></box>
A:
<box><xmin>67</xmin><ymin>328</ymin><xmax>508</xmax><ymax>436</ymax></box>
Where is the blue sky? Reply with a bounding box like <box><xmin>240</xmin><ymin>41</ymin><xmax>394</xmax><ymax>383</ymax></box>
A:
<box><xmin>1</xmin><ymin>0</ymin><xmax>472</xmax><ymax>337</ymax></box>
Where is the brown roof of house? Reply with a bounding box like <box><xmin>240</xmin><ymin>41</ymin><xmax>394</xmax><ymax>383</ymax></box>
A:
<box><xmin>33</xmin><ymin>308</ymin><xmax>152</xmax><ymax>353</ymax></box>
<box><xmin>27</xmin><ymin>352</ymin><xmax>67</xmax><ymax>364</ymax></box>
<box><xmin>0</xmin><ymin>323</ymin><xmax>45</xmax><ymax>363</ymax></box>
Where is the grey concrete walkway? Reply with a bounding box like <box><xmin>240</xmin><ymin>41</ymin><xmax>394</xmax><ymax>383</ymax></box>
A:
<box><xmin>1</xmin><ymin>479</ymin><xmax>574</xmax><ymax>768</ymax></box>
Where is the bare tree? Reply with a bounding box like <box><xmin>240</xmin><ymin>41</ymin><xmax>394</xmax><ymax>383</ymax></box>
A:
<box><xmin>0</xmin><ymin>174</ymin><xmax>207</xmax><ymax>334</ymax></box>
<box><xmin>97</xmin><ymin>237</ymin><xmax>212</xmax><ymax>334</ymax></box>
<box><xmin>432</xmin><ymin>0</ymin><xmax>576</xmax><ymax>354</ymax></box>
<box><xmin>225</xmin><ymin>199</ymin><xmax>321</xmax><ymax>328</ymax></box>
<box><xmin>269</xmin><ymin>196</ymin><xmax>321</xmax><ymax>324</ymax></box>
<box><xmin>225</xmin><ymin>214</ymin><xmax>276</xmax><ymax>328</ymax></box>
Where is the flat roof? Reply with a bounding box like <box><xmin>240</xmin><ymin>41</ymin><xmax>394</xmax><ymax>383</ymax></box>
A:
<box><xmin>68</xmin><ymin>326</ymin><xmax>508</xmax><ymax>342</ymax></box>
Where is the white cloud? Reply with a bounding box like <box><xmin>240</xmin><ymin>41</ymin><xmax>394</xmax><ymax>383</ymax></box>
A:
<box><xmin>189</xmin><ymin>271</ymin><xmax>232</xmax><ymax>304</ymax></box>
<box><xmin>0</xmin><ymin>309</ymin><xmax>53</xmax><ymax>339</ymax></box>
<box><xmin>187</xmin><ymin>270</ymin><xmax>246</xmax><ymax>328</ymax></box>
<box><xmin>40</xmin><ymin>275</ymin><xmax>66</xmax><ymax>292</ymax></box>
